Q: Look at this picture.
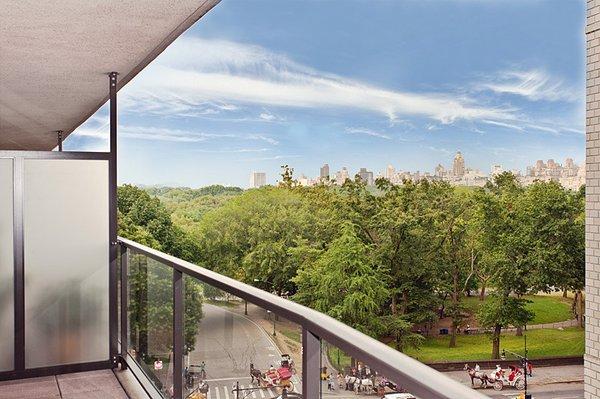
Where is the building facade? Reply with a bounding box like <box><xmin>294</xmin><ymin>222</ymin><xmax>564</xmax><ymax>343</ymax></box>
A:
<box><xmin>586</xmin><ymin>2</ymin><xmax>600</xmax><ymax>397</ymax></box>
<box><xmin>452</xmin><ymin>151</ymin><xmax>465</xmax><ymax>177</ymax></box>
<box><xmin>249</xmin><ymin>171</ymin><xmax>266</xmax><ymax>188</ymax></box>
<box><xmin>320</xmin><ymin>163</ymin><xmax>330</xmax><ymax>180</ymax></box>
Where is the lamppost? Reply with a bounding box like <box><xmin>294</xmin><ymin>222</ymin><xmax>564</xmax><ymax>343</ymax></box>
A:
<box><xmin>501</xmin><ymin>333</ymin><xmax>530</xmax><ymax>399</ymax></box>
<box><xmin>266</xmin><ymin>310</ymin><xmax>276</xmax><ymax>336</ymax></box>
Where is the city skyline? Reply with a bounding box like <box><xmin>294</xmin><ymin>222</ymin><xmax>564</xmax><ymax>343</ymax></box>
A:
<box><xmin>63</xmin><ymin>1</ymin><xmax>584</xmax><ymax>188</ymax></box>
<box><xmin>247</xmin><ymin>151</ymin><xmax>584</xmax><ymax>190</ymax></box>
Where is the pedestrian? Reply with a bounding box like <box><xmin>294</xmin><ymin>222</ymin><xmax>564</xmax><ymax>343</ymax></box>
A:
<box><xmin>337</xmin><ymin>372</ymin><xmax>344</xmax><ymax>389</ymax></box>
<box><xmin>327</xmin><ymin>374</ymin><xmax>334</xmax><ymax>391</ymax></box>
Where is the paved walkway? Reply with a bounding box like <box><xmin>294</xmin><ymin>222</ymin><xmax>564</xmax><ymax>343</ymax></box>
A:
<box><xmin>444</xmin><ymin>364</ymin><xmax>583</xmax><ymax>387</ymax></box>
<box><xmin>0</xmin><ymin>370</ymin><xmax>127</xmax><ymax>399</ymax></box>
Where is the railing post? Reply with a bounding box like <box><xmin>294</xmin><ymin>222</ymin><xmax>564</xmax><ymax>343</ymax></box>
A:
<box><xmin>120</xmin><ymin>244</ymin><xmax>128</xmax><ymax>359</ymax></box>
<box><xmin>173</xmin><ymin>269</ymin><xmax>184</xmax><ymax>399</ymax></box>
<box><xmin>108</xmin><ymin>71</ymin><xmax>119</xmax><ymax>366</ymax></box>
<box><xmin>302</xmin><ymin>327</ymin><xmax>321</xmax><ymax>399</ymax></box>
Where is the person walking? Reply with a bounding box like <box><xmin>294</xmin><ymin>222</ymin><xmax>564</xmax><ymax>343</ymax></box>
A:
<box><xmin>327</xmin><ymin>374</ymin><xmax>334</xmax><ymax>391</ymax></box>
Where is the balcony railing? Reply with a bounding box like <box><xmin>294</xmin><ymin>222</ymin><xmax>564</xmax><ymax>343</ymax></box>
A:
<box><xmin>117</xmin><ymin>237</ymin><xmax>490</xmax><ymax>399</ymax></box>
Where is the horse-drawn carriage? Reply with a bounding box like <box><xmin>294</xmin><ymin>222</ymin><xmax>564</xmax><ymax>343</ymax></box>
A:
<box><xmin>464</xmin><ymin>363</ymin><xmax>526</xmax><ymax>391</ymax></box>
<box><xmin>250</xmin><ymin>363</ymin><xmax>295</xmax><ymax>392</ymax></box>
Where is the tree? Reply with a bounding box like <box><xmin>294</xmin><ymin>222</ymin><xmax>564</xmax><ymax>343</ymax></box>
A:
<box><xmin>118</xmin><ymin>185</ymin><xmax>204</xmax><ymax>358</ymax></box>
<box><xmin>381</xmin><ymin>315</ymin><xmax>424</xmax><ymax>351</ymax></box>
<box><xmin>369</xmin><ymin>179</ymin><xmax>439</xmax><ymax>328</ymax></box>
<box><xmin>517</xmin><ymin>181</ymin><xmax>585</xmax><ymax>326</ymax></box>
<box><xmin>477</xmin><ymin>294</ymin><xmax>533</xmax><ymax>359</ymax></box>
<box><xmin>475</xmin><ymin>173</ymin><xmax>534</xmax><ymax>356</ymax></box>
<box><xmin>293</xmin><ymin>223</ymin><xmax>389</xmax><ymax>336</ymax></box>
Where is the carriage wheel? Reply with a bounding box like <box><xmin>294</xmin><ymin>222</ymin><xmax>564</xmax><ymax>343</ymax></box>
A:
<box><xmin>276</xmin><ymin>381</ymin><xmax>295</xmax><ymax>394</ymax></box>
<box><xmin>515</xmin><ymin>377</ymin><xmax>525</xmax><ymax>391</ymax></box>
<box><xmin>493</xmin><ymin>380</ymin><xmax>503</xmax><ymax>391</ymax></box>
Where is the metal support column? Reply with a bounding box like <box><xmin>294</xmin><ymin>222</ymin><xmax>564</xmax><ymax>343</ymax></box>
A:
<box><xmin>108</xmin><ymin>71</ymin><xmax>119</xmax><ymax>366</ymax></box>
<box><xmin>56</xmin><ymin>131</ymin><xmax>63</xmax><ymax>152</ymax></box>
<box><xmin>302</xmin><ymin>327</ymin><xmax>321</xmax><ymax>399</ymax></box>
<box><xmin>13</xmin><ymin>157</ymin><xmax>24</xmax><ymax>372</ymax></box>
<box><xmin>173</xmin><ymin>270</ymin><xmax>184</xmax><ymax>399</ymax></box>
<box><xmin>120</xmin><ymin>245</ymin><xmax>128</xmax><ymax>361</ymax></box>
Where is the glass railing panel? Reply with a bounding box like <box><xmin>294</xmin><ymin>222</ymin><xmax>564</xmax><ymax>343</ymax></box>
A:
<box><xmin>321</xmin><ymin>340</ymin><xmax>410</xmax><ymax>397</ymax></box>
<box><xmin>23</xmin><ymin>159</ymin><xmax>109</xmax><ymax>368</ymax></box>
<box><xmin>127</xmin><ymin>250</ymin><xmax>174</xmax><ymax>397</ymax></box>
<box><xmin>182</xmin><ymin>277</ymin><xmax>303</xmax><ymax>399</ymax></box>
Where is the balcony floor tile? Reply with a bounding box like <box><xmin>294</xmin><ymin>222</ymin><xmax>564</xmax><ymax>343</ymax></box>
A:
<box><xmin>0</xmin><ymin>370</ymin><xmax>128</xmax><ymax>399</ymax></box>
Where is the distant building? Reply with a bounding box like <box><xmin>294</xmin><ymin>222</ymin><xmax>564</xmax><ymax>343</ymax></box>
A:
<box><xmin>434</xmin><ymin>164</ymin><xmax>446</xmax><ymax>178</ymax></box>
<box><xmin>452</xmin><ymin>151</ymin><xmax>465</xmax><ymax>177</ymax></box>
<box><xmin>385</xmin><ymin>164</ymin><xmax>395</xmax><ymax>180</ymax></box>
<box><xmin>357</xmin><ymin>167</ymin><xmax>374</xmax><ymax>186</ymax></box>
<box><xmin>521</xmin><ymin>158</ymin><xmax>584</xmax><ymax>189</ymax></box>
<box><xmin>320</xmin><ymin>163</ymin><xmax>330</xmax><ymax>181</ymax></box>
<box><xmin>490</xmin><ymin>164</ymin><xmax>503</xmax><ymax>177</ymax></box>
<box><xmin>249</xmin><ymin>172</ymin><xmax>266</xmax><ymax>188</ymax></box>
<box><xmin>335</xmin><ymin>167</ymin><xmax>350</xmax><ymax>185</ymax></box>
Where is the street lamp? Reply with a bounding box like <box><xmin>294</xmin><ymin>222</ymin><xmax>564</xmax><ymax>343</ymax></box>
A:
<box><xmin>266</xmin><ymin>310</ymin><xmax>276</xmax><ymax>336</ymax></box>
<box><xmin>501</xmin><ymin>333</ymin><xmax>530</xmax><ymax>399</ymax></box>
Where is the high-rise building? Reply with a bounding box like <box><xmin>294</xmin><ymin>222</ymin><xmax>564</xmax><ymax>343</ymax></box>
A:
<box><xmin>357</xmin><ymin>167</ymin><xmax>374</xmax><ymax>186</ymax></box>
<box><xmin>335</xmin><ymin>167</ymin><xmax>350</xmax><ymax>185</ymax></box>
<box><xmin>385</xmin><ymin>164</ymin><xmax>395</xmax><ymax>180</ymax></box>
<box><xmin>434</xmin><ymin>164</ymin><xmax>446</xmax><ymax>178</ymax></box>
<box><xmin>452</xmin><ymin>151</ymin><xmax>465</xmax><ymax>177</ymax></box>
<box><xmin>249</xmin><ymin>172</ymin><xmax>266</xmax><ymax>188</ymax></box>
<box><xmin>320</xmin><ymin>163</ymin><xmax>330</xmax><ymax>180</ymax></box>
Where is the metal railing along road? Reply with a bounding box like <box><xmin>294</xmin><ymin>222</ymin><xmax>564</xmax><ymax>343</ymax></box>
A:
<box><xmin>118</xmin><ymin>237</ymin><xmax>490</xmax><ymax>399</ymax></box>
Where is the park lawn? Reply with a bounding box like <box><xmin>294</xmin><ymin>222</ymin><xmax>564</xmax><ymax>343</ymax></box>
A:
<box><xmin>402</xmin><ymin>327</ymin><xmax>584</xmax><ymax>363</ymax></box>
<box><xmin>280</xmin><ymin>329</ymin><xmax>301</xmax><ymax>343</ymax></box>
<box><xmin>328</xmin><ymin>346</ymin><xmax>352</xmax><ymax>371</ymax></box>
<box><xmin>462</xmin><ymin>294</ymin><xmax>573</xmax><ymax>325</ymax></box>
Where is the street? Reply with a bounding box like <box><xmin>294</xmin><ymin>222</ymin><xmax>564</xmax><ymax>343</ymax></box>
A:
<box><xmin>186</xmin><ymin>303</ymin><xmax>584</xmax><ymax>399</ymax></box>
<box><xmin>187</xmin><ymin>303</ymin><xmax>289</xmax><ymax>397</ymax></box>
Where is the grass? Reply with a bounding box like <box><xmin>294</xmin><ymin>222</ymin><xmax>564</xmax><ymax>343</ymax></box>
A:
<box><xmin>207</xmin><ymin>299</ymin><xmax>237</xmax><ymax>308</ymax></box>
<box><xmin>280</xmin><ymin>329</ymin><xmax>301</xmax><ymax>343</ymax></box>
<box><xmin>462</xmin><ymin>294</ymin><xmax>573</xmax><ymax>325</ymax></box>
<box><xmin>327</xmin><ymin>346</ymin><xmax>352</xmax><ymax>372</ymax></box>
<box><xmin>402</xmin><ymin>327</ymin><xmax>584</xmax><ymax>363</ymax></box>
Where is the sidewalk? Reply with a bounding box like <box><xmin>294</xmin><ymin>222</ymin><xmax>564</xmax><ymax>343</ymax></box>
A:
<box><xmin>443</xmin><ymin>364</ymin><xmax>583</xmax><ymax>386</ymax></box>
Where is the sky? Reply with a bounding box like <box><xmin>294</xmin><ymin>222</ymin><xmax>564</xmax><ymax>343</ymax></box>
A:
<box><xmin>65</xmin><ymin>0</ymin><xmax>586</xmax><ymax>188</ymax></box>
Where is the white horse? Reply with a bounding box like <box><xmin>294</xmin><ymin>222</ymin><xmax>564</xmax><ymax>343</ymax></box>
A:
<box><xmin>354</xmin><ymin>378</ymin><xmax>374</xmax><ymax>394</ymax></box>
<box><xmin>344</xmin><ymin>375</ymin><xmax>358</xmax><ymax>391</ymax></box>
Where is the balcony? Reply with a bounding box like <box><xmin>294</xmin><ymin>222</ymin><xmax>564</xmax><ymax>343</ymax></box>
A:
<box><xmin>0</xmin><ymin>149</ymin><xmax>488</xmax><ymax>399</ymax></box>
<box><xmin>4</xmin><ymin>1</ymin><xmax>593</xmax><ymax>399</ymax></box>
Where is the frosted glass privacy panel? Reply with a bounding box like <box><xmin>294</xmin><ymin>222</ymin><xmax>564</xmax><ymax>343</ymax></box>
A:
<box><xmin>0</xmin><ymin>159</ymin><xmax>13</xmax><ymax>372</ymax></box>
<box><xmin>24</xmin><ymin>159</ymin><xmax>109</xmax><ymax>368</ymax></box>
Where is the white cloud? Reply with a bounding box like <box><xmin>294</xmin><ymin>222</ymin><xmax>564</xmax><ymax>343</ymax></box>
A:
<box><xmin>259</xmin><ymin>112</ymin><xmax>277</xmax><ymax>121</ymax></box>
<box><xmin>482</xmin><ymin>120</ymin><xmax>525</xmax><ymax>132</ymax></box>
<box><xmin>74</xmin><ymin>124</ymin><xmax>279</xmax><ymax>145</ymax></box>
<box><xmin>345</xmin><ymin>127</ymin><xmax>391</xmax><ymax>140</ymax></box>
<box><xmin>194</xmin><ymin>148</ymin><xmax>269</xmax><ymax>153</ymax></box>
<box><xmin>123</xmin><ymin>37</ymin><xmax>514</xmax><ymax>125</ymax></box>
<box><xmin>479</xmin><ymin>69</ymin><xmax>578</xmax><ymax>102</ymax></box>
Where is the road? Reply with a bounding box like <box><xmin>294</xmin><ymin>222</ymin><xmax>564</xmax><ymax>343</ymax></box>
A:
<box><xmin>186</xmin><ymin>303</ymin><xmax>584</xmax><ymax>399</ymax></box>
<box><xmin>187</xmin><ymin>303</ymin><xmax>296</xmax><ymax>398</ymax></box>
<box><xmin>476</xmin><ymin>383</ymin><xmax>583</xmax><ymax>399</ymax></box>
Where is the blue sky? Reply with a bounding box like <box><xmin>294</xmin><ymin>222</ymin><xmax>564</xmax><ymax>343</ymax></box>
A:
<box><xmin>65</xmin><ymin>0</ymin><xmax>586</xmax><ymax>188</ymax></box>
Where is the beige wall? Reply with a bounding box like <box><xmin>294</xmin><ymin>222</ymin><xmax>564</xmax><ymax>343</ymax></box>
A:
<box><xmin>587</xmin><ymin>1</ymin><xmax>600</xmax><ymax>398</ymax></box>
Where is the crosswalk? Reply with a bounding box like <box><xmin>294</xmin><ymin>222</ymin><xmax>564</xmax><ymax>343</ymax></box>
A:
<box><xmin>201</xmin><ymin>384</ymin><xmax>285</xmax><ymax>399</ymax></box>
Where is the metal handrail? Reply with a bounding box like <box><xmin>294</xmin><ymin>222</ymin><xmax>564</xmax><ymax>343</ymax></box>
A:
<box><xmin>118</xmin><ymin>236</ymin><xmax>490</xmax><ymax>399</ymax></box>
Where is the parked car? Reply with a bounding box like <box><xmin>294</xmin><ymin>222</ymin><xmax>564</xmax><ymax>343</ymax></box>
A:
<box><xmin>382</xmin><ymin>393</ymin><xmax>417</xmax><ymax>399</ymax></box>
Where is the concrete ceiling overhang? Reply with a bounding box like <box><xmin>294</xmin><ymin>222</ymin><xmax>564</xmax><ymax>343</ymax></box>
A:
<box><xmin>0</xmin><ymin>0</ymin><xmax>220</xmax><ymax>150</ymax></box>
